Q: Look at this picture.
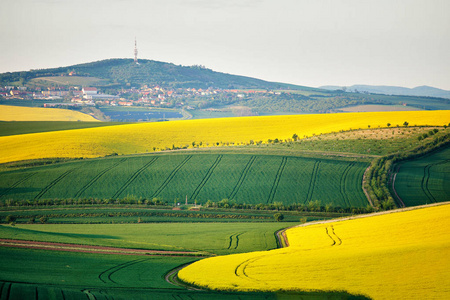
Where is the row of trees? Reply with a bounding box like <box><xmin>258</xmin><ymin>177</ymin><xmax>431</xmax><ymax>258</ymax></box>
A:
<box><xmin>0</xmin><ymin>197</ymin><xmax>167</xmax><ymax>208</ymax></box>
<box><xmin>204</xmin><ymin>199</ymin><xmax>374</xmax><ymax>214</ymax></box>
<box><xmin>3</xmin><ymin>215</ymin><xmax>47</xmax><ymax>225</ymax></box>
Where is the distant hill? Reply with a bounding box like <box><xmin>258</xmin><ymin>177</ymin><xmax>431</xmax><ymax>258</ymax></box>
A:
<box><xmin>0</xmin><ymin>58</ymin><xmax>319</xmax><ymax>91</ymax></box>
<box><xmin>320</xmin><ymin>84</ymin><xmax>450</xmax><ymax>99</ymax></box>
<box><xmin>1</xmin><ymin>59</ymin><xmax>449</xmax><ymax>114</ymax></box>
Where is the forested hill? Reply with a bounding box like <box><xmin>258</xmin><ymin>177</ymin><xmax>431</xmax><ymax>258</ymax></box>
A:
<box><xmin>0</xmin><ymin>58</ymin><xmax>318</xmax><ymax>90</ymax></box>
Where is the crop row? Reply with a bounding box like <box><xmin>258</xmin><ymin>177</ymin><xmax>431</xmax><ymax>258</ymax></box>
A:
<box><xmin>0</xmin><ymin>154</ymin><xmax>369</xmax><ymax>208</ymax></box>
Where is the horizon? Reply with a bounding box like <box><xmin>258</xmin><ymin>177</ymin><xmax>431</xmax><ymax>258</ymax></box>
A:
<box><xmin>2</xmin><ymin>56</ymin><xmax>450</xmax><ymax>92</ymax></box>
<box><xmin>1</xmin><ymin>0</ymin><xmax>449</xmax><ymax>90</ymax></box>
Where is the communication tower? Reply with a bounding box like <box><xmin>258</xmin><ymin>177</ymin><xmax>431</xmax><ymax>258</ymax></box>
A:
<box><xmin>134</xmin><ymin>37</ymin><xmax>139</xmax><ymax>64</ymax></box>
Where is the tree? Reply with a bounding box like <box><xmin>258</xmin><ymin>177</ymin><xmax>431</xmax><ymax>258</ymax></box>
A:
<box><xmin>6</xmin><ymin>215</ymin><xmax>16</xmax><ymax>224</ymax></box>
<box><xmin>403</xmin><ymin>121</ymin><xmax>409</xmax><ymax>127</ymax></box>
<box><xmin>274</xmin><ymin>213</ymin><xmax>284</xmax><ymax>222</ymax></box>
<box><xmin>39</xmin><ymin>216</ymin><xmax>48</xmax><ymax>224</ymax></box>
<box><xmin>387</xmin><ymin>123</ymin><xmax>391</xmax><ymax>127</ymax></box>
<box><xmin>292</xmin><ymin>133</ymin><xmax>299</xmax><ymax>141</ymax></box>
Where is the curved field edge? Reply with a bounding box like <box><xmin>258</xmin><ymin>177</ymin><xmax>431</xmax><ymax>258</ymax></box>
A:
<box><xmin>0</xmin><ymin>104</ymin><xmax>99</xmax><ymax>122</ymax></box>
<box><xmin>0</xmin><ymin>110</ymin><xmax>448</xmax><ymax>164</ymax></box>
<box><xmin>177</xmin><ymin>203</ymin><xmax>450</xmax><ymax>300</ymax></box>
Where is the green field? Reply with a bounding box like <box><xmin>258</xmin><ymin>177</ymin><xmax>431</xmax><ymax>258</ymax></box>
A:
<box><xmin>393</xmin><ymin>146</ymin><xmax>450</xmax><ymax>206</ymax></box>
<box><xmin>0</xmin><ymin>248</ymin><xmax>363</xmax><ymax>300</ymax></box>
<box><xmin>30</xmin><ymin>76</ymin><xmax>109</xmax><ymax>87</ymax></box>
<box><xmin>0</xmin><ymin>121</ymin><xmax>122</xmax><ymax>137</ymax></box>
<box><xmin>0</xmin><ymin>222</ymin><xmax>286</xmax><ymax>254</ymax></box>
<box><xmin>0</xmin><ymin>153</ymin><xmax>369</xmax><ymax>208</ymax></box>
<box><xmin>0</xmin><ymin>221</ymin><xmax>367</xmax><ymax>300</ymax></box>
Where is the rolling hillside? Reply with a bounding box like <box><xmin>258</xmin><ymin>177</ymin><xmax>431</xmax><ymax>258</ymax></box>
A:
<box><xmin>0</xmin><ymin>58</ymin><xmax>314</xmax><ymax>91</ymax></box>
<box><xmin>0</xmin><ymin>110</ymin><xmax>448</xmax><ymax>164</ymax></box>
<box><xmin>0</xmin><ymin>105</ymin><xmax>98</xmax><ymax>122</ymax></box>
<box><xmin>179</xmin><ymin>203</ymin><xmax>450</xmax><ymax>300</ymax></box>
<box><xmin>0</xmin><ymin>153</ymin><xmax>368</xmax><ymax>208</ymax></box>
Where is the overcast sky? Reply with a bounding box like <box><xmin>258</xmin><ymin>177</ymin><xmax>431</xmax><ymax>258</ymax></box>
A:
<box><xmin>1</xmin><ymin>0</ymin><xmax>449</xmax><ymax>90</ymax></box>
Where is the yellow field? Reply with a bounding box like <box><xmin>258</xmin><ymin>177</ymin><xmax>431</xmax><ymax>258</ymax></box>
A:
<box><xmin>0</xmin><ymin>110</ymin><xmax>448</xmax><ymax>164</ymax></box>
<box><xmin>0</xmin><ymin>105</ymin><xmax>98</xmax><ymax>121</ymax></box>
<box><xmin>178</xmin><ymin>203</ymin><xmax>450</xmax><ymax>299</ymax></box>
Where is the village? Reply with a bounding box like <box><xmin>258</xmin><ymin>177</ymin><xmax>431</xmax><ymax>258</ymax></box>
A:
<box><xmin>0</xmin><ymin>84</ymin><xmax>270</xmax><ymax>109</ymax></box>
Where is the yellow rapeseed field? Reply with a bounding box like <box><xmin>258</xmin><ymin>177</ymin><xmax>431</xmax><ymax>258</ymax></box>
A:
<box><xmin>0</xmin><ymin>110</ymin><xmax>448</xmax><ymax>164</ymax></box>
<box><xmin>178</xmin><ymin>203</ymin><xmax>450</xmax><ymax>299</ymax></box>
<box><xmin>0</xmin><ymin>104</ymin><xmax>99</xmax><ymax>121</ymax></box>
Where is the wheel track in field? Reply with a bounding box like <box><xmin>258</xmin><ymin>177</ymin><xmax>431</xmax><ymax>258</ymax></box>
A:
<box><xmin>0</xmin><ymin>282</ymin><xmax>11</xmax><ymax>300</ymax></box>
<box><xmin>228</xmin><ymin>155</ymin><xmax>256</xmax><ymax>200</ymax></box>
<box><xmin>112</xmin><ymin>157</ymin><xmax>159</xmax><ymax>199</ymax></box>
<box><xmin>234</xmin><ymin>255</ymin><xmax>266</xmax><ymax>283</ymax></box>
<box><xmin>98</xmin><ymin>258</ymin><xmax>150</xmax><ymax>284</ymax></box>
<box><xmin>339</xmin><ymin>162</ymin><xmax>355</xmax><ymax>207</ymax></box>
<box><xmin>267</xmin><ymin>157</ymin><xmax>287</xmax><ymax>204</ymax></box>
<box><xmin>0</xmin><ymin>172</ymin><xmax>36</xmax><ymax>199</ymax></box>
<box><xmin>189</xmin><ymin>155</ymin><xmax>222</xmax><ymax>201</ymax></box>
<box><xmin>74</xmin><ymin>158</ymin><xmax>127</xmax><ymax>198</ymax></box>
<box><xmin>305</xmin><ymin>161</ymin><xmax>321</xmax><ymax>202</ymax></box>
<box><xmin>420</xmin><ymin>159</ymin><xmax>449</xmax><ymax>204</ymax></box>
<box><xmin>227</xmin><ymin>232</ymin><xmax>245</xmax><ymax>250</ymax></box>
<box><xmin>151</xmin><ymin>155</ymin><xmax>192</xmax><ymax>198</ymax></box>
<box><xmin>34</xmin><ymin>168</ymin><xmax>79</xmax><ymax>200</ymax></box>
<box><xmin>325</xmin><ymin>226</ymin><xmax>342</xmax><ymax>246</ymax></box>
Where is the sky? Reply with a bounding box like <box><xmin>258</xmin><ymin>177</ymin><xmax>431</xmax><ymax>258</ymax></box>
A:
<box><xmin>1</xmin><ymin>0</ymin><xmax>449</xmax><ymax>90</ymax></box>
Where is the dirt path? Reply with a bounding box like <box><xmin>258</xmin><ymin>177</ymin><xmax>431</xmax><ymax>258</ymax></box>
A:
<box><xmin>0</xmin><ymin>238</ymin><xmax>203</xmax><ymax>256</ymax></box>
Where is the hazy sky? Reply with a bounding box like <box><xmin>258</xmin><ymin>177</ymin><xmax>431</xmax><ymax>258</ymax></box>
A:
<box><xmin>1</xmin><ymin>0</ymin><xmax>449</xmax><ymax>89</ymax></box>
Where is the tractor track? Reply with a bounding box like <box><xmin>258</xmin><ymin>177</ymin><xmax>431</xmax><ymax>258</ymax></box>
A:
<box><xmin>267</xmin><ymin>157</ymin><xmax>287</xmax><ymax>204</ymax></box>
<box><xmin>74</xmin><ymin>158</ymin><xmax>127</xmax><ymax>198</ymax></box>
<box><xmin>151</xmin><ymin>155</ymin><xmax>192</xmax><ymax>198</ymax></box>
<box><xmin>228</xmin><ymin>155</ymin><xmax>256</xmax><ymax>200</ymax></box>
<box><xmin>112</xmin><ymin>157</ymin><xmax>158</xmax><ymax>199</ymax></box>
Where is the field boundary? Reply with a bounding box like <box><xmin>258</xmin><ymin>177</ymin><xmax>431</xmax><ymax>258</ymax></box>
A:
<box><xmin>0</xmin><ymin>239</ymin><xmax>204</xmax><ymax>257</ymax></box>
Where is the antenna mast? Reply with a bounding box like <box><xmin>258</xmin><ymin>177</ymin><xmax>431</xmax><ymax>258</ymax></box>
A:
<box><xmin>134</xmin><ymin>37</ymin><xmax>139</xmax><ymax>64</ymax></box>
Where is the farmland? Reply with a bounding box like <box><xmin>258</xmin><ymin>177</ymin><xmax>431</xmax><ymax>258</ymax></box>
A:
<box><xmin>0</xmin><ymin>110</ymin><xmax>448</xmax><ymax>164</ymax></box>
<box><xmin>0</xmin><ymin>105</ymin><xmax>98</xmax><ymax>122</ymax></box>
<box><xmin>0</xmin><ymin>109</ymin><xmax>449</xmax><ymax>299</ymax></box>
<box><xmin>0</xmin><ymin>153</ymin><xmax>368</xmax><ymax>208</ymax></box>
<box><xmin>0</xmin><ymin>222</ymin><xmax>287</xmax><ymax>255</ymax></box>
<box><xmin>393</xmin><ymin>146</ymin><xmax>450</xmax><ymax>206</ymax></box>
<box><xmin>0</xmin><ymin>222</ymin><xmax>339</xmax><ymax>300</ymax></box>
<box><xmin>0</xmin><ymin>121</ymin><xmax>122</xmax><ymax>137</ymax></box>
<box><xmin>178</xmin><ymin>203</ymin><xmax>450</xmax><ymax>300</ymax></box>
